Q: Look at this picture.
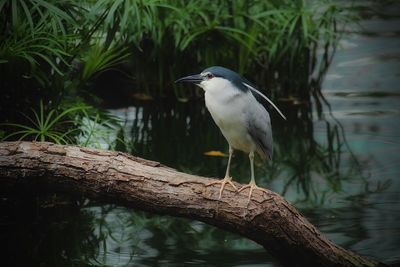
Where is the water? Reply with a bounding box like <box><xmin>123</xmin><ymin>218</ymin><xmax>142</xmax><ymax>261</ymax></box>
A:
<box><xmin>315</xmin><ymin>2</ymin><xmax>400</xmax><ymax>261</ymax></box>
<box><xmin>1</xmin><ymin>1</ymin><xmax>400</xmax><ymax>266</ymax></box>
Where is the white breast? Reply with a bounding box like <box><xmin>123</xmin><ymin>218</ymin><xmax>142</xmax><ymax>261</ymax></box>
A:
<box><xmin>203</xmin><ymin>78</ymin><xmax>256</xmax><ymax>153</ymax></box>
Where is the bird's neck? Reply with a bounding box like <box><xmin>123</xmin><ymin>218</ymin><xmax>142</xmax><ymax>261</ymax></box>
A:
<box><xmin>203</xmin><ymin>79</ymin><xmax>241</xmax><ymax>102</ymax></box>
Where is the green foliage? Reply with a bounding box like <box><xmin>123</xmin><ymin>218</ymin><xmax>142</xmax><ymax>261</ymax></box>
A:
<box><xmin>0</xmin><ymin>0</ymin><xmax>131</xmax><ymax>96</ymax></box>
<box><xmin>81</xmin><ymin>45</ymin><xmax>130</xmax><ymax>82</ymax></box>
<box><xmin>0</xmin><ymin>28</ymin><xmax>69</xmax><ymax>80</ymax></box>
<box><xmin>0</xmin><ymin>0</ymin><xmax>132</xmax><ymax>144</ymax></box>
<box><xmin>2</xmin><ymin>100</ymin><xmax>88</xmax><ymax>144</ymax></box>
<box><xmin>82</xmin><ymin>0</ymin><xmax>348</xmax><ymax>99</ymax></box>
<box><xmin>1</xmin><ymin>99</ymin><xmax>132</xmax><ymax>151</ymax></box>
<box><xmin>0</xmin><ymin>0</ymin><xmax>350</xmax><ymax>99</ymax></box>
<box><xmin>0</xmin><ymin>0</ymin><xmax>79</xmax><ymax>34</ymax></box>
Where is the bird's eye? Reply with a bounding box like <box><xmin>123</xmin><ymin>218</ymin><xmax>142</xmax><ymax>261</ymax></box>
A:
<box><xmin>207</xmin><ymin>73</ymin><xmax>214</xmax><ymax>79</ymax></box>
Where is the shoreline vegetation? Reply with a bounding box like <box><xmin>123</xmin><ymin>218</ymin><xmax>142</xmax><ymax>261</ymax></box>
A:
<box><xmin>1</xmin><ymin>0</ymin><xmax>348</xmax><ymax>143</ymax></box>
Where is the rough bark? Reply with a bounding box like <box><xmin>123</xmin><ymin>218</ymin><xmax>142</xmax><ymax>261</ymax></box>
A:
<box><xmin>0</xmin><ymin>141</ymin><xmax>382</xmax><ymax>267</ymax></box>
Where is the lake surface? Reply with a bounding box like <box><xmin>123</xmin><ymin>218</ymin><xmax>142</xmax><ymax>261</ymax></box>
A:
<box><xmin>1</xmin><ymin>1</ymin><xmax>400</xmax><ymax>266</ymax></box>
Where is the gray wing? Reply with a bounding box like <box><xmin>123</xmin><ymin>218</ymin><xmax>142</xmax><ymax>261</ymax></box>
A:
<box><xmin>246</xmin><ymin>107</ymin><xmax>273</xmax><ymax>160</ymax></box>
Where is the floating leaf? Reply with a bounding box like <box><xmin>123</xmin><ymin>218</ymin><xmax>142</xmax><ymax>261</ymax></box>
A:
<box><xmin>204</xmin><ymin>150</ymin><xmax>227</xmax><ymax>157</ymax></box>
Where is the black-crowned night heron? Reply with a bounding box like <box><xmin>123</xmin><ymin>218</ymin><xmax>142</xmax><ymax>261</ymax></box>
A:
<box><xmin>176</xmin><ymin>66</ymin><xmax>286</xmax><ymax>202</ymax></box>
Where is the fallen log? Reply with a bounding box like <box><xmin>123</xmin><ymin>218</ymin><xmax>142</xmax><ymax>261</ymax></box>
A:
<box><xmin>0</xmin><ymin>141</ymin><xmax>382</xmax><ymax>267</ymax></box>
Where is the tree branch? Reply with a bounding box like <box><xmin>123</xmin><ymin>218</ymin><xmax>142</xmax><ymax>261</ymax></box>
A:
<box><xmin>0</xmin><ymin>141</ymin><xmax>382</xmax><ymax>267</ymax></box>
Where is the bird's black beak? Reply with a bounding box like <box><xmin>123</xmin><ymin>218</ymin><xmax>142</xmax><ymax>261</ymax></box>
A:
<box><xmin>175</xmin><ymin>74</ymin><xmax>203</xmax><ymax>84</ymax></box>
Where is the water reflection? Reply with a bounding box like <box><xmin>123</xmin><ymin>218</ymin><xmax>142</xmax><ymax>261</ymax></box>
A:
<box><xmin>1</xmin><ymin>194</ymin><xmax>98</xmax><ymax>266</ymax></box>
<box><xmin>1</xmin><ymin>194</ymin><xmax>275</xmax><ymax>266</ymax></box>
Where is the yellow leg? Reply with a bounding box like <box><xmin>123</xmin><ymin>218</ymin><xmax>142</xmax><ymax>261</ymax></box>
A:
<box><xmin>238</xmin><ymin>151</ymin><xmax>268</xmax><ymax>202</ymax></box>
<box><xmin>205</xmin><ymin>147</ymin><xmax>237</xmax><ymax>200</ymax></box>
<box><xmin>206</xmin><ymin>176</ymin><xmax>237</xmax><ymax>200</ymax></box>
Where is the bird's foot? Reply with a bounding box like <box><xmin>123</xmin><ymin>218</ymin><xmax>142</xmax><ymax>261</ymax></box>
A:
<box><xmin>205</xmin><ymin>176</ymin><xmax>237</xmax><ymax>200</ymax></box>
<box><xmin>238</xmin><ymin>181</ymin><xmax>269</xmax><ymax>204</ymax></box>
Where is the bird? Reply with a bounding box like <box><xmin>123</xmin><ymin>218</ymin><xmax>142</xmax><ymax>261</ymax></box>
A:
<box><xmin>176</xmin><ymin>66</ymin><xmax>286</xmax><ymax>202</ymax></box>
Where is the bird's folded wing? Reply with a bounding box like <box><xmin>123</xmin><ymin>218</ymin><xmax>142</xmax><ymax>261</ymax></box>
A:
<box><xmin>246</xmin><ymin>110</ymin><xmax>273</xmax><ymax>160</ymax></box>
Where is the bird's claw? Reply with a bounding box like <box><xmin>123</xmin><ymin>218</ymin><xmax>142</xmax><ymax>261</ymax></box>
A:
<box><xmin>206</xmin><ymin>176</ymin><xmax>237</xmax><ymax>200</ymax></box>
<box><xmin>238</xmin><ymin>182</ymin><xmax>269</xmax><ymax>204</ymax></box>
